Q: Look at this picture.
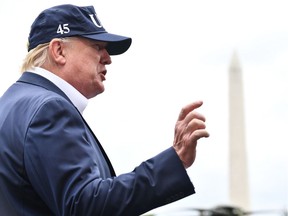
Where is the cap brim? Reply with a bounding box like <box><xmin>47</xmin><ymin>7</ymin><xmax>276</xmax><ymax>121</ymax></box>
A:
<box><xmin>82</xmin><ymin>33</ymin><xmax>132</xmax><ymax>55</ymax></box>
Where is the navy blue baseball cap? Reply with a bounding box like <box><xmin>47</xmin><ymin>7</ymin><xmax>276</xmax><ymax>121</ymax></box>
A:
<box><xmin>28</xmin><ymin>4</ymin><xmax>132</xmax><ymax>55</ymax></box>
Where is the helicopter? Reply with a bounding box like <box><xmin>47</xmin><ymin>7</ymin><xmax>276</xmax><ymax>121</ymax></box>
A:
<box><xmin>185</xmin><ymin>205</ymin><xmax>286</xmax><ymax>216</ymax></box>
<box><xmin>143</xmin><ymin>205</ymin><xmax>287</xmax><ymax>216</ymax></box>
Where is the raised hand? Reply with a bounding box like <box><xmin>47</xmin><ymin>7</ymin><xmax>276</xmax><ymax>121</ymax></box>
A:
<box><xmin>173</xmin><ymin>101</ymin><xmax>210</xmax><ymax>169</ymax></box>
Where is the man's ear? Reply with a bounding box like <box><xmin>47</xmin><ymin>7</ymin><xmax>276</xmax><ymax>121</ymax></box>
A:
<box><xmin>49</xmin><ymin>39</ymin><xmax>66</xmax><ymax>65</ymax></box>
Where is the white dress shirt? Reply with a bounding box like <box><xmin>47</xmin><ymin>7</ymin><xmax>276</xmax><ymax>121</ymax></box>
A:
<box><xmin>28</xmin><ymin>67</ymin><xmax>88</xmax><ymax>114</ymax></box>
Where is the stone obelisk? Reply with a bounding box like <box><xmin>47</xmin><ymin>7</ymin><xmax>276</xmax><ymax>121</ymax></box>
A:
<box><xmin>228</xmin><ymin>51</ymin><xmax>250</xmax><ymax>210</ymax></box>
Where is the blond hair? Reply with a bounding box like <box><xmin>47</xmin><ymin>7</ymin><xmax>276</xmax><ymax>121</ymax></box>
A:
<box><xmin>20</xmin><ymin>38</ymin><xmax>75</xmax><ymax>73</ymax></box>
<box><xmin>20</xmin><ymin>43</ymin><xmax>50</xmax><ymax>73</ymax></box>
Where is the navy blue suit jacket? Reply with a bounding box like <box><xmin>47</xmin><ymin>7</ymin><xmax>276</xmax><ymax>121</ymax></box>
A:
<box><xmin>0</xmin><ymin>72</ymin><xmax>195</xmax><ymax>216</ymax></box>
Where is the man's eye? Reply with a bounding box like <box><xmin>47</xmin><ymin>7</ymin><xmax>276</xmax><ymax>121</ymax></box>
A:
<box><xmin>94</xmin><ymin>44</ymin><xmax>101</xmax><ymax>51</ymax></box>
<box><xmin>94</xmin><ymin>44</ymin><xmax>105</xmax><ymax>51</ymax></box>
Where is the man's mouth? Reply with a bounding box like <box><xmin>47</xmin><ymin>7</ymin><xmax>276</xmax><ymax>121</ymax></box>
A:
<box><xmin>100</xmin><ymin>71</ymin><xmax>107</xmax><ymax>81</ymax></box>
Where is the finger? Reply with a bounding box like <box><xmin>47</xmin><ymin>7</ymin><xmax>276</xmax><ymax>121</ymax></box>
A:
<box><xmin>186</xmin><ymin>118</ymin><xmax>207</xmax><ymax>133</ymax></box>
<box><xmin>184</xmin><ymin>111</ymin><xmax>206</xmax><ymax>125</ymax></box>
<box><xmin>177</xmin><ymin>100</ymin><xmax>203</xmax><ymax>121</ymax></box>
<box><xmin>189</xmin><ymin>129</ymin><xmax>210</xmax><ymax>142</ymax></box>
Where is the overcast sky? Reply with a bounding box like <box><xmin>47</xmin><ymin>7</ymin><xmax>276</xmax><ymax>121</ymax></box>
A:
<box><xmin>1</xmin><ymin>0</ymin><xmax>287</xmax><ymax>215</ymax></box>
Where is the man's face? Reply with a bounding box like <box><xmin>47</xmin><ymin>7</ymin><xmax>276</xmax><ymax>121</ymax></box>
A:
<box><xmin>63</xmin><ymin>37</ymin><xmax>112</xmax><ymax>99</ymax></box>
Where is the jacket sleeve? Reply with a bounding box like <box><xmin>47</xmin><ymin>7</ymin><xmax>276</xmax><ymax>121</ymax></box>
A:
<box><xmin>24</xmin><ymin>98</ymin><xmax>195</xmax><ymax>216</ymax></box>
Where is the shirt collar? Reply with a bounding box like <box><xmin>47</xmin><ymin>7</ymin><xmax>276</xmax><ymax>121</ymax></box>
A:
<box><xmin>28</xmin><ymin>67</ymin><xmax>88</xmax><ymax>114</ymax></box>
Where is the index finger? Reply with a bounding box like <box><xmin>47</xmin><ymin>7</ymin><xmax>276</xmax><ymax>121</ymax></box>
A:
<box><xmin>177</xmin><ymin>100</ymin><xmax>203</xmax><ymax>121</ymax></box>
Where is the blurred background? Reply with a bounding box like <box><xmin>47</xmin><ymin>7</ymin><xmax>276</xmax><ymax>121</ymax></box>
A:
<box><xmin>0</xmin><ymin>0</ymin><xmax>287</xmax><ymax>215</ymax></box>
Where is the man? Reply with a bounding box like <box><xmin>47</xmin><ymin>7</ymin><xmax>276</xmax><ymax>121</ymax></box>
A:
<box><xmin>0</xmin><ymin>4</ymin><xmax>209</xmax><ymax>216</ymax></box>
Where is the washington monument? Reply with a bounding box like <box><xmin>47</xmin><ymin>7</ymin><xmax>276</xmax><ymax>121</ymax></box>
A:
<box><xmin>228</xmin><ymin>51</ymin><xmax>250</xmax><ymax>210</ymax></box>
